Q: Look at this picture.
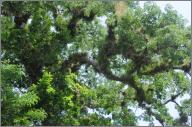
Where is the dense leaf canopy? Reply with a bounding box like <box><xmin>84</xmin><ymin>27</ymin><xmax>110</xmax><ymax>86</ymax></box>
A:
<box><xmin>1</xmin><ymin>0</ymin><xmax>191</xmax><ymax>126</ymax></box>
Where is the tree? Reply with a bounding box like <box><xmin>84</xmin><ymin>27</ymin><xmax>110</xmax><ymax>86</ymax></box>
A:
<box><xmin>1</xmin><ymin>1</ymin><xmax>191</xmax><ymax>126</ymax></box>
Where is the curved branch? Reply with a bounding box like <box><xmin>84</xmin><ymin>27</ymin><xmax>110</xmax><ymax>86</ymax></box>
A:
<box><xmin>61</xmin><ymin>53</ymin><xmax>132</xmax><ymax>83</ymax></box>
<box><xmin>140</xmin><ymin>63</ymin><xmax>191</xmax><ymax>76</ymax></box>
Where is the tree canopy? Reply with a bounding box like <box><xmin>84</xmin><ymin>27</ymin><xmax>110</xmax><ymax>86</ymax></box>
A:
<box><xmin>1</xmin><ymin>0</ymin><xmax>191</xmax><ymax>126</ymax></box>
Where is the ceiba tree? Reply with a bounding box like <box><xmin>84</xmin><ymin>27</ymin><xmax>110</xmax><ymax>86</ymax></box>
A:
<box><xmin>1</xmin><ymin>0</ymin><xmax>191</xmax><ymax>126</ymax></box>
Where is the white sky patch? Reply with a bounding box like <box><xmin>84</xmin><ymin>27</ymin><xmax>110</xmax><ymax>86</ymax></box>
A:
<box><xmin>98</xmin><ymin>16</ymin><xmax>107</xmax><ymax>27</ymax></box>
<box><xmin>13</xmin><ymin>87</ymin><xmax>28</xmax><ymax>97</ymax></box>
<box><xmin>50</xmin><ymin>26</ymin><xmax>56</xmax><ymax>32</ymax></box>
<box><xmin>137</xmin><ymin>120</ymin><xmax>150</xmax><ymax>126</ymax></box>
<box><xmin>166</xmin><ymin>102</ymin><xmax>180</xmax><ymax>119</ymax></box>
<box><xmin>176</xmin><ymin>93</ymin><xmax>190</xmax><ymax>105</ymax></box>
<box><xmin>87</xmin><ymin>108</ymin><xmax>112</xmax><ymax>119</ymax></box>
<box><xmin>129</xmin><ymin>106</ymin><xmax>162</xmax><ymax>126</ymax></box>
<box><xmin>27</xmin><ymin>18</ymin><xmax>32</xmax><ymax>24</ymax></box>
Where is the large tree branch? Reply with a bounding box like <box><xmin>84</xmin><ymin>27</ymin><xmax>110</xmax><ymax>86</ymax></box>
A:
<box><xmin>61</xmin><ymin>52</ymin><xmax>148</xmax><ymax>106</ymax></box>
<box><xmin>60</xmin><ymin>14</ymin><xmax>188</xmax><ymax>125</ymax></box>
<box><xmin>62</xmin><ymin>18</ymin><xmax>150</xmax><ymax>109</ymax></box>
<box><xmin>61</xmin><ymin>53</ymin><xmax>133</xmax><ymax>83</ymax></box>
<box><xmin>140</xmin><ymin>63</ymin><xmax>191</xmax><ymax>76</ymax></box>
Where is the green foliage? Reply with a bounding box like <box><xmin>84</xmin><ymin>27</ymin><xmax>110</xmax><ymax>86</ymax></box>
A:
<box><xmin>37</xmin><ymin>71</ymin><xmax>56</xmax><ymax>94</ymax></box>
<box><xmin>1</xmin><ymin>63</ymin><xmax>24</xmax><ymax>84</ymax></box>
<box><xmin>1</xmin><ymin>1</ymin><xmax>191</xmax><ymax>126</ymax></box>
<box><xmin>1</xmin><ymin>64</ymin><xmax>46</xmax><ymax>126</ymax></box>
<box><xmin>16</xmin><ymin>91</ymin><xmax>39</xmax><ymax>107</ymax></box>
<box><xmin>25</xmin><ymin>109</ymin><xmax>47</xmax><ymax>121</ymax></box>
